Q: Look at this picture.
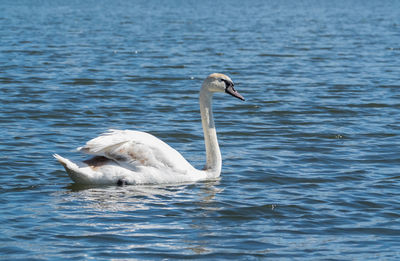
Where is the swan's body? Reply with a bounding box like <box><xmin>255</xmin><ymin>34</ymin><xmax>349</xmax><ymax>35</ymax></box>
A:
<box><xmin>54</xmin><ymin>73</ymin><xmax>244</xmax><ymax>185</ymax></box>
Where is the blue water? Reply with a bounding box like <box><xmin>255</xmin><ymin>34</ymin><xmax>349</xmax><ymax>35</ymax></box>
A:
<box><xmin>1</xmin><ymin>0</ymin><xmax>400</xmax><ymax>259</ymax></box>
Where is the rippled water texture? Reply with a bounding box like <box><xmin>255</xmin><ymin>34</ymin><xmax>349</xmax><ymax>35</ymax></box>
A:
<box><xmin>1</xmin><ymin>0</ymin><xmax>400</xmax><ymax>259</ymax></box>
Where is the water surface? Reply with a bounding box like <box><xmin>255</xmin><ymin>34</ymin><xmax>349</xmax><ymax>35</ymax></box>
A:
<box><xmin>1</xmin><ymin>0</ymin><xmax>400</xmax><ymax>259</ymax></box>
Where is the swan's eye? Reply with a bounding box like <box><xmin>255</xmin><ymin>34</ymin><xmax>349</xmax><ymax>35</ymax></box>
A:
<box><xmin>221</xmin><ymin>79</ymin><xmax>233</xmax><ymax>88</ymax></box>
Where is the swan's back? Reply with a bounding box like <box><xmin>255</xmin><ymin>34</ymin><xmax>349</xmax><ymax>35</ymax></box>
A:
<box><xmin>79</xmin><ymin>129</ymin><xmax>194</xmax><ymax>173</ymax></box>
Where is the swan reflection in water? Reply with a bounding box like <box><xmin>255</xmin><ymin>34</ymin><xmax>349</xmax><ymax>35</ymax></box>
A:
<box><xmin>58</xmin><ymin>181</ymin><xmax>223</xmax><ymax>254</ymax></box>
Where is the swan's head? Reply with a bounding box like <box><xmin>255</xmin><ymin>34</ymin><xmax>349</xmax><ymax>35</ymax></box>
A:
<box><xmin>202</xmin><ymin>73</ymin><xmax>245</xmax><ymax>101</ymax></box>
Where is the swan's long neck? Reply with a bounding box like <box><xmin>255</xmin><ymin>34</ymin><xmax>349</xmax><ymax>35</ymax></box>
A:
<box><xmin>199</xmin><ymin>87</ymin><xmax>221</xmax><ymax>177</ymax></box>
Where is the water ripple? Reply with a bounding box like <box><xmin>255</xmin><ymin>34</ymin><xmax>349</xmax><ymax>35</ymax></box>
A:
<box><xmin>1</xmin><ymin>0</ymin><xmax>400</xmax><ymax>259</ymax></box>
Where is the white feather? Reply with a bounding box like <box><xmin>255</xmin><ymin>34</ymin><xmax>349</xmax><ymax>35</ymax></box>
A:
<box><xmin>54</xmin><ymin>73</ymin><xmax>244</xmax><ymax>185</ymax></box>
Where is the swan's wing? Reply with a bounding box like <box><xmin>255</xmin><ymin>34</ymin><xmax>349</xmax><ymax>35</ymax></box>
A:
<box><xmin>78</xmin><ymin>129</ymin><xmax>194</xmax><ymax>172</ymax></box>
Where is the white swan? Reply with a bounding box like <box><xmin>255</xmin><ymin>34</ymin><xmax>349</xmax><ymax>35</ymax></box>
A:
<box><xmin>54</xmin><ymin>73</ymin><xmax>245</xmax><ymax>185</ymax></box>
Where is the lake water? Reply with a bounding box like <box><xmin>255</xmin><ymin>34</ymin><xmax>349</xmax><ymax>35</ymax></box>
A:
<box><xmin>1</xmin><ymin>0</ymin><xmax>400</xmax><ymax>259</ymax></box>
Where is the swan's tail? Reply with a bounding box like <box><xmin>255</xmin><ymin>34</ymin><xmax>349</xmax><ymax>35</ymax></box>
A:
<box><xmin>53</xmin><ymin>154</ymin><xmax>92</xmax><ymax>184</ymax></box>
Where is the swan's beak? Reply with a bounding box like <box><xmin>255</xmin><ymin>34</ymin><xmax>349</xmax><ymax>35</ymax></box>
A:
<box><xmin>226</xmin><ymin>85</ymin><xmax>245</xmax><ymax>101</ymax></box>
